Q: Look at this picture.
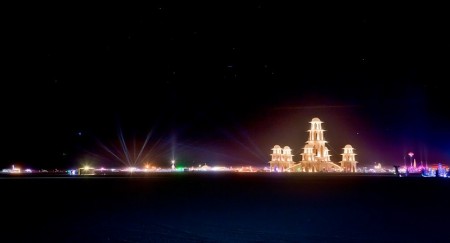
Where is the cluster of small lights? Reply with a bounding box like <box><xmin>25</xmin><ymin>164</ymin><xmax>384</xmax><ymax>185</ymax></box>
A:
<box><xmin>2</xmin><ymin>163</ymin><xmax>449</xmax><ymax>177</ymax></box>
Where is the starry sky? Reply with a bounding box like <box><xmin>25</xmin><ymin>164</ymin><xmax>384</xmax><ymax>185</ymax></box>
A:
<box><xmin>3</xmin><ymin>2</ymin><xmax>449</xmax><ymax>169</ymax></box>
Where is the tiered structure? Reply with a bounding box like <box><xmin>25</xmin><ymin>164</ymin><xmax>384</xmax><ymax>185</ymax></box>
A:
<box><xmin>269</xmin><ymin>145</ymin><xmax>294</xmax><ymax>172</ymax></box>
<box><xmin>278</xmin><ymin>117</ymin><xmax>344</xmax><ymax>172</ymax></box>
<box><xmin>339</xmin><ymin>144</ymin><xmax>358</xmax><ymax>172</ymax></box>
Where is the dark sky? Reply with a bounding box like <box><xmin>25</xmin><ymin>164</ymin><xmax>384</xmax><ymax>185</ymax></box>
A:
<box><xmin>3</xmin><ymin>2</ymin><xmax>449</xmax><ymax>169</ymax></box>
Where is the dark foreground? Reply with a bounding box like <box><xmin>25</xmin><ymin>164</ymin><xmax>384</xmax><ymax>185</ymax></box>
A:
<box><xmin>1</xmin><ymin>173</ymin><xmax>449</xmax><ymax>242</ymax></box>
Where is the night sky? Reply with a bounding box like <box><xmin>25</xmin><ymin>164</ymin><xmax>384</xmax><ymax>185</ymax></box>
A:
<box><xmin>3</xmin><ymin>2</ymin><xmax>449</xmax><ymax>169</ymax></box>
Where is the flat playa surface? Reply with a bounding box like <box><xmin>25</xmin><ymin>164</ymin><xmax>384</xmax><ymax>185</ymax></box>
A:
<box><xmin>1</xmin><ymin>173</ymin><xmax>449</xmax><ymax>242</ymax></box>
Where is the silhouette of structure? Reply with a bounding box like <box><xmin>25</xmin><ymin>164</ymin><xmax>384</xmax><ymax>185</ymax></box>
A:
<box><xmin>393</xmin><ymin>165</ymin><xmax>401</xmax><ymax>177</ymax></box>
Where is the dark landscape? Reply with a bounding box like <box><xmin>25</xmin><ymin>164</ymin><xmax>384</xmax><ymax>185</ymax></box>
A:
<box><xmin>2</xmin><ymin>173</ymin><xmax>449</xmax><ymax>242</ymax></box>
<box><xmin>3</xmin><ymin>2</ymin><xmax>449</xmax><ymax>242</ymax></box>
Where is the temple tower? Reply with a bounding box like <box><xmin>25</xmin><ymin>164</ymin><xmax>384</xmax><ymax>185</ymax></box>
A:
<box><xmin>340</xmin><ymin>144</ymin><xmax>358</xmax><ymax>172</ymax></box>
<box><xmin>306</xmin><ymin>118</ymin><xmax>332</xmax><ymax>162</ymax></box>
<box><xmin>282</xmin><ymin>146</ymin><xmax>294</xmax><ymax>164</ymax></box>
<box><xmin>269</xmin><ymin>145</ymin><xmax>294</xmax><ymax>172</ymax></box>
<box><xmin>289</xmin><ymin>117</ymin><xmax>342</xmax><ymax>172</ymax></box>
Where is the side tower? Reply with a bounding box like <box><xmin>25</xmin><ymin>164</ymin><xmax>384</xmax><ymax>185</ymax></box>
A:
<box><xmin>282</xmin><ymin>146</ymin><xmax>294</xmax><ymax>166</ymax></box>
<box><xmin>340</xmin><ymin>144</ymin><xmax>358</xmax><ymax>172</ymax></box>
<box><xmin>269</xmin><ymin>145</ymin><xmax>294</xmax><ymax>172</ymax></box>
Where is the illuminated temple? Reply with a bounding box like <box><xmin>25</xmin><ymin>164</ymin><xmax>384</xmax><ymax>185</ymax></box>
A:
<box><xmin>268</xmin><ymin>145</ymin><xmax>294</xmax><ymax>172</ymax></box>
<box><xmin>269</xmin><ymin>117</ymin><xmax>358</xmax><ymax>172</ymax></box>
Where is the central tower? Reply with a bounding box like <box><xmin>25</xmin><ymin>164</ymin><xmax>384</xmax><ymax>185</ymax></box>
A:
<box><xmin>306</xmin><ymin>118</ymin><xmax>332</xmax><ymax>162</ymax></box>
<box><xmin>289</xmin><ymin>117</ymin><xmax>342</xmax><ymax>172</ymax></box>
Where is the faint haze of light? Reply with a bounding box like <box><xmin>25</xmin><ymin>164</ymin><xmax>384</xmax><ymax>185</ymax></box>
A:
<box><xmin>419</xmin><ymin>145</ymin><xmax>428</xmax><ymax>167</ymax></box>
<box><xmin>400</xmin><ymin>142</ymin><xmax>445</xmax><ymax>166</ymax></box>
<box><xmin>175</xmin><ymin>142</ymin><xmax>259</xmax><ymax>166</ymax></box>
<box><xmin>273</xmin><ymin>105</ymin><xmax>361</xmax><ymax>110</ymax></box>
<box><xmin>215</xmin><ymin>112</ymin><xmax>267</xmax><ymax>163</ymax></box>
<box><xmin>239</xmin><ymin>128</ymin><xmax>267</xmax><ymax>161</ymax></box>
<box><xmin>218</xmin><ymin>127</ymin><xmax>267</xmax><ymax>163</ymax></box>
<box><xmin>118</xmin><ymin>126</ymin><xmax>132</xmax><ymax>165</ymax></box>
<box><xmin>93</xmin><ymin>126</ymin><xmax>172</xmax><ymax>167</ymax></box>
<box><xmin>165</xmin><ymin>103</ymin><xmax>268</xmax><ymax>165</ymax></box>
<box><xmin>171</xmin><ymin>132</ymin><xmax>176</xmax><ymax>162</ymax></box>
